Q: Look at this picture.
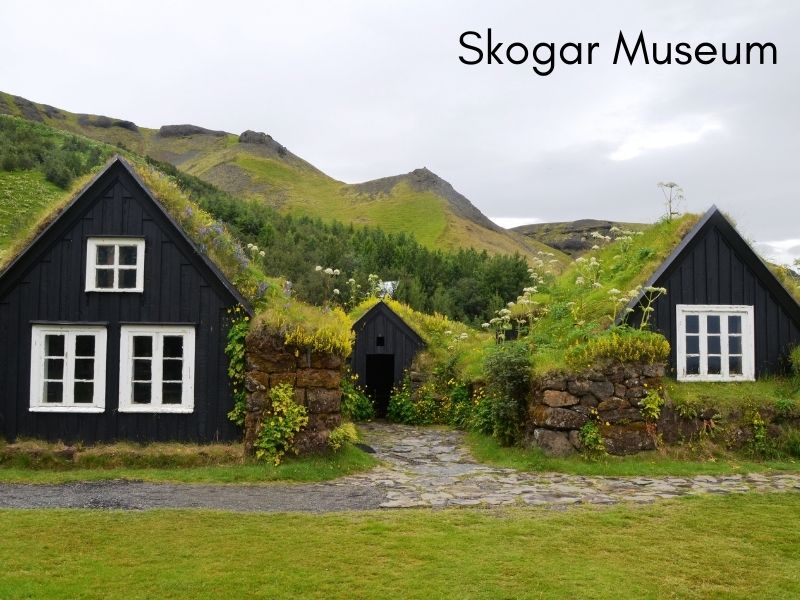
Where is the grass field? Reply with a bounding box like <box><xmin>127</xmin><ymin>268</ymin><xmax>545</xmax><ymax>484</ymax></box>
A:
<box><xmin>467</xmin><ymin>432</ymin><xmax>800</xmax><ymax>477</ymax></box>
<box><xmin>0</xmin><ymin>493</ymin><xmax>798</xmax><ymax>598</ymax></box>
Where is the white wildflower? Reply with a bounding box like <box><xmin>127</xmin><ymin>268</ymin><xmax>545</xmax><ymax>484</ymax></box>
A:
<box><xmin>315</xmin><ymin>265</ymin><xmax>323</xmax><ymax>272</ymax></box>
<box><xmin>324</xmin><ymin>268</ymin><xmax>334</xmax><ymax>275</ymax></box>
<box><xmin>333</xmin><ymin>288</ymin><xmax>340</xmax><ymax>295</ymax></box>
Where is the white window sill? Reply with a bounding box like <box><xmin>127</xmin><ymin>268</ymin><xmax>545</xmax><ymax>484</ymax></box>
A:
<box><xmin>677</xmin><ymin>375</ymin><xmax>756</xmax><ymax>383</ymax></box>
<box><xmin>29</xmin><ymin>406</ymin><xmax>105</xmax><ymax>413</ymax></box>
<box><xmin>118</xmin><ymin>406</ymin><xmax>194</xmax><ymax>414</ymax></box>
<box><xmin>85</xmin><ymin>288</ymin><xmax>144</xmax><ymax>294</ymax></box>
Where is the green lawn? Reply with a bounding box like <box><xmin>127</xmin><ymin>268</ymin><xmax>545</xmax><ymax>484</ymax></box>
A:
<box><xmin>0</xmin><ymin>444</ymin><xmax>377</xmax><ymax>484</ymax></box>
<box><xmin>0</xmin><ymin>494</ymin><xmax>798</xmax><ymax>598</ymax></box>
<box><xmin>468</xmin><ymin>432</ymin><xmax>800</xmax><ymax>477</ymax></box>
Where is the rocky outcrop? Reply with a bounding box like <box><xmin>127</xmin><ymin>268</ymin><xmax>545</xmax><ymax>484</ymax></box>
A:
<box><xmin>238</xmin><ymin>130</ymin><xmax>289</xmax><ymax>156</ymax></box>
<box><xmin>158</xmin><ymin>124</ymin><xmax>227</xmax><ymax>137</ymax></box>
<box><xmin>77</xmin><ymin>114</ymin><xmax>138</xmax><ymax>131</ymax></box>
<box><xmin>244</xmin><ymin>328</ymin><xmax>345</xmax><ymax>456</ymax></box>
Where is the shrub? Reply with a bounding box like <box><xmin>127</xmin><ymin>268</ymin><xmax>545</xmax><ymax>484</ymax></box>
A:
<box><xmin>387</xmin><ymin>375</ymin><xmax>417</xmax><ymax>424</ymax></box>
<box><xmin>328</xmin><ymin>422</ymin><xmax>358</xmax><ymax>452</ymax></box>
<box><xmin>640</xmin><ymin>387</ymin><xmax>665</xmax><ymax>421</ymax></box>
<box><xmin>254</xmin><ymin>384</ymin><xmax>309</xmax><ymax>465</ymax></box>
<box><xmin>780</xmin><ymin>429</ymin><xmax>800</xmax><ymax>458</ymax></box>
<box><xmin>579</xmin><ymin>420</ymin><xmax>607</xmax><ymax>460</ymax></box>
<box><xmin>790</xmin><ymin>345</ymin><xmax>800</xmax><ymax>376</ymax></box>
<box><xmin>482</xmin><ymin>341</ymin><xmax>533</xmax><ymax>445</ymax></box>
<box><xmin>565</xmin><ymin>328</ymin><xmax>670</xmax><ymax>370</ymax></box>
<box><xmin>340</xmin><ymin>370</ymin><xmax>375</xmax><ymax>422</ymax></box>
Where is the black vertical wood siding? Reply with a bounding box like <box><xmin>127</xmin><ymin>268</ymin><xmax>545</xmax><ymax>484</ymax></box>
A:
<box><xmin>351</xmin><ymin>303</ymin><xmax>425</xmax><ymax>387</ymax></box>
<box><xmin>630</xmin><ymin>210</ymin><xmax>800</xmax><ymax>377</ymax></box>
<box><xmin>0</xmin><ymin>161</ymin><xmax>242</xmax><ymax>442</ymax></box>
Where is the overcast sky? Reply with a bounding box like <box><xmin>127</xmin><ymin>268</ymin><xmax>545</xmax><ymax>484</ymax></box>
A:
<box><xmin>1</xmin><ymin>0</ymin><xmax>798</xmax><ymax>263</ymax></box>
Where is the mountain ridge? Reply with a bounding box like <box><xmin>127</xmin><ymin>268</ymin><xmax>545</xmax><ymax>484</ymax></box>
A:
<box><xmin>0</xmin><ymin>91</ymin><xmax>566</xmax><ymax>263</ymax></box>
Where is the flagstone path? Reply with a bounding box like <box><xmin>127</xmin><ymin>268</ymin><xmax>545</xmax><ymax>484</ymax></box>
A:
<box><xmin>0</xmin><ymin>422</ymin><xmax>798</xmax><ymax>512</ymax></box>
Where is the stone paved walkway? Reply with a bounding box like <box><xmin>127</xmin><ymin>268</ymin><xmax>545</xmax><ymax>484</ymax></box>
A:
<box><xmin>0</xmin><ymin>422</ymin><xmax>798</xmax><ymax>512</ymax></box>
<box><xmin>351</xmin><ymin>422</ymin><xmax>800</xmax><ymax>508</ymax></box>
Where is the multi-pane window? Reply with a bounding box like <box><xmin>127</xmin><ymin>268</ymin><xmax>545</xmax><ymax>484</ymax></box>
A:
<box><xmin>29</xmin><ymin>326</ymin><xmax>107</xmax><ymax>412</ymax></box>
<box><xmin>676</xmin><ymin>305</ymin><xmax>754</xmax><ymax>381</ymax></box>
<box><xmin>85</xmin><ymin>238</ymin><xmax>145</xmax><ymax>292</ymax></box>
<box><xmin>119</xmin><ymin>326</ymin><xmax>195</xmax><ymax>413</ymax></box>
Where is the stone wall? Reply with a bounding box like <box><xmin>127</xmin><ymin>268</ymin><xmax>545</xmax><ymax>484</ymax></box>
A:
<box><xmin>244</xmin><ymin>328</ymin><xmax>345</xmax><ymax>456</ymax></box>
<box><xmin>528</xmin><ymin>363</ymin><xmax>665</xmax><ymax>456</ymax></box>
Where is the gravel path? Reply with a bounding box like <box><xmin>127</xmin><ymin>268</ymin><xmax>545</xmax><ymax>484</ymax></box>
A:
<box><xmin>1</xmin><ymin>422</ymin><xmax>798</xmax><ymax>512</ymax></box>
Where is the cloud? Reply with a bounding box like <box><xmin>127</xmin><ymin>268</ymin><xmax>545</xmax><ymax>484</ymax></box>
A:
<box><xmin>754</xmin><ymin>239</ymin><xmax>800</xmax><ymax>267</ymax></box>
<box><xmin>609</xmin><ymin>118</ymin><xmax>723</xmax><ymax>161</ymax></box>
<box><xmin>489</xmin><ymin>217</ymin><xmax>544</xmax><ymax>229</ymax></box>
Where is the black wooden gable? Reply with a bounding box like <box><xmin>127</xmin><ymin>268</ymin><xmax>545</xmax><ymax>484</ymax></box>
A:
<box><xmin>626</xmin><ymin>206</ymin><xmax>800</xmax><ymax>375</ymax></box>
<box><xmin>0</xmin><ymin>156</ymin><xmax>250</xmax><ymax>312</ymax></box>
<box><xmin>353</xmin><ymin>301</ymin><xmax>425</xmax><ymax>351</ymax></box>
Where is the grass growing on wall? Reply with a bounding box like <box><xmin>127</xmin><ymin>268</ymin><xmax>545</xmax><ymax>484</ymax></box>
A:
<box><xmin>1</xmin><ymin>494</ymin><xmax>800</xmax><ymax>598</ymax></box>
<box><xmin>0</xmin><ymin>440</ymin><xmax>376</xmax><ymax>484</ymax></box>
<box><xmin>467</xmin><ymin>432</ymin><xmax>799</xmax><ymax>477</ymax></box>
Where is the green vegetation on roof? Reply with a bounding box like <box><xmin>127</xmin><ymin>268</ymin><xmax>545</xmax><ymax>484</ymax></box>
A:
<box><xmin>0</xmin><ymin>116</ymin><xmax>351</xmax><ymax>356</ymax></box>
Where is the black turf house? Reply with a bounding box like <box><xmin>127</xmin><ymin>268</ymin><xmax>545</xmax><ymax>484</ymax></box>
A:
<box><xmin>352</xmin><ymin>302</ymin><xmax>425</xmax><ymax>416</ymax></box>
<box><xmin>0</xmin><ymin>157</ymin><xmax>251</xmax><ymax>443</ymax></box>
<box><xmin>625</xmin><ymin>206</ymin><xmax>800</xmax><ymax>381</ymax></box>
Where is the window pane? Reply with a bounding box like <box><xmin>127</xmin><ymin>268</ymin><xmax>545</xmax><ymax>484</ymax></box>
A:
<box><xmin>45</xmin><ymin>358</ymin><xmax>64</xmax><ymax>380</ymax></box>
<box><xmin>45</xmin><ymin>334</ymin><xmax>65</xmax><ymax>356</ymax></box>
<box><xmin>163</xmin><ymin>336</ymin><xmax>183</xmax><ymax>358</ymax></box>
<box><xmin>686</xmin><ymin>335</ymin><xmax>699</xmax><ymax>354</ymax></box>
<box><xmin>95</xmin><ymin>268</ymin><xmax>114</xmax><ymax>288</ymax></box>
<box><xmin>162</xmin><ymin>382</ymin><xmax>183</xmax><ymax>404</ymax></box>
<box><xmin>686</xmin><ymin>315</ymin><xmax>699</xmax><ymax>334</ymax></box>
<box><xmin>45</xmin><ymin>381</ymin><xmax>63</xmax><ymax>403</ymax></box>
<box><xmin>75</xmin><ymin>335</ymin><xmax>95</xmax><ymax>356</ymax></box>
<box><xmin>118</xmin><ymin>246</ymin><xmax>138</xmax><ymax>265</ymax></box>
<box><xmin>686</xmin><ymin>355</ymin><xmax>700</xmax><ymax>375</ymax></box>
<box><xmin>74</xmin><ymin>358</ymin><xmax>94</xmax><ymax>380</ymax></box>
<box><xmin>96</xmin><ymin>245</ymin><xmax>114</xmax><ymax>265</ymax></box>
<box><xmin>708</xmin><ymin>356</ymin><xmax>721</xmax><ymax>375</ymax></box>
<box><xmin>729</xmin><ymin>336</ymin><xmax>742</xmax><ymax>354</ymax></box>
<box><xmin>728</xmin><ymin>315</ymin><xmax>742</xmax><ymax>334</ymax></box>
<box><xmin>74</xmin><ymin>382</ymin><xmax>94</xmax><ymax>403</ymax></box>
<box><xmin>729</xmin><ymin>356</ymin><xmax>743</xmax><ymax>375</ymax></box>
<box><xmin>707</xmin><ymin>315</ymin><xmax>720</xmax><ymax>334</ymax></box>
<box><xmin>118</xmin><ymin>269</ymin><xmax>137</xmax><ymax>289</ymax></box>
<box><xmin>133</xmin><ymin>382</ymin><xmax>151</xmax><ymax>404</ymax></box>
<box><xmin>133</xmin><ymin>359</ymin><xmax>151</xmax><ymax>381</ymax></box>
<box><xmin>133</xmin><ymin>336</ymin><xmax>152</xmax><ymax>357</ymax></box>
<box><xmin>162</xmin><ymin>359</ymin><xmax>182</xmax><ymax>381</ymax></box>
<box><xmin>707</xmin><ymin>335</ymin><xmax>721</xmax><ymax>355</ymax></box>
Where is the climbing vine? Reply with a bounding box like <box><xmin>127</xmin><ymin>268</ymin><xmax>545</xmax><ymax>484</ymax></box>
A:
<box><xmin>225</xmin><ymin>305</ymin><xmax>250</xmax><ymax>427</ymax></box>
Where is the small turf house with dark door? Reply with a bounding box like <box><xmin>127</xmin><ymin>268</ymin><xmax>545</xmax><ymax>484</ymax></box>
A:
<box><xmin>0</xmin><ymin>156</ymin><xmax>250</xmax><ymax>443</ymax></box>
<box><xmin>625</xmin><ymin>206</ymin><xmax>800</xmax><ymax>381</ymax></box>
<box><xmin>352</xmin><ymin>301</ymin><xmax>425</xmax><ymax>416</ymax></box>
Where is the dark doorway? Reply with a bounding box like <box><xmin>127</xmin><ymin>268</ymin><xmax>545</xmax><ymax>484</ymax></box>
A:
<box><xmin>365</xmin><ymin>354</ymin><xmax>395</xmax><ymax>417</ymax></box>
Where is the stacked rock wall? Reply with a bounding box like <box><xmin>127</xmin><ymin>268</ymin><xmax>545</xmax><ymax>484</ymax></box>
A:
<box><xmin>528</xmin><ymin>364</ymin><xmax>665</xmax><ymax>456</ymax></box>
<box><xmin>244</xmin><ymin>329</ymin><xmax>344</xmax><ymax>455</ymax></box>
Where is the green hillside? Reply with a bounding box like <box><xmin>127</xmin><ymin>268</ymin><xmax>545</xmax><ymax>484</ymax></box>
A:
<box><xmin>0</xmin><ymin>92</ymin><xmax>566</xmax><ymax>263</ymax></box>
<box><xmin>0</xmin><ymin>116</ymin><xmax>541</xmax><ymax>325</ymax></box>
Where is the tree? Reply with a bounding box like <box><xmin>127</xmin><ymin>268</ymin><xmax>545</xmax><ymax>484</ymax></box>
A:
<box><xmin>657</xmin><ymin>181</ymin><xmax>684</xmax><ymax>221</ymax></box>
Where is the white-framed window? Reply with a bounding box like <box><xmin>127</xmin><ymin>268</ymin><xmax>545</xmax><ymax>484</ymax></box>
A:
<box><xmin>119</xmin><ymin>325</ymin><xmax>195</xmax><ymax>413</ymax></box>
<box><xmin>85</xmin><ymin>238</ymin><xmax>145</xmax><ymax>292</ymax></box>
<box><xmin>29</xmin><ymin>325</ymin><xmax>107</xmax><ymax>412</ymax></box>
<box><xmin>676</xmin><ymin>305</ymin><xmax>755</xmax><ymax>381</ymax></box>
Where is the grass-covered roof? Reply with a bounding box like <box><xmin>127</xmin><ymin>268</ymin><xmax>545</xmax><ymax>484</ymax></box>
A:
<box><xmin>0</xmin><ymin>115</ymin><xmax>352</xmax><ymax>356</ymax></box>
